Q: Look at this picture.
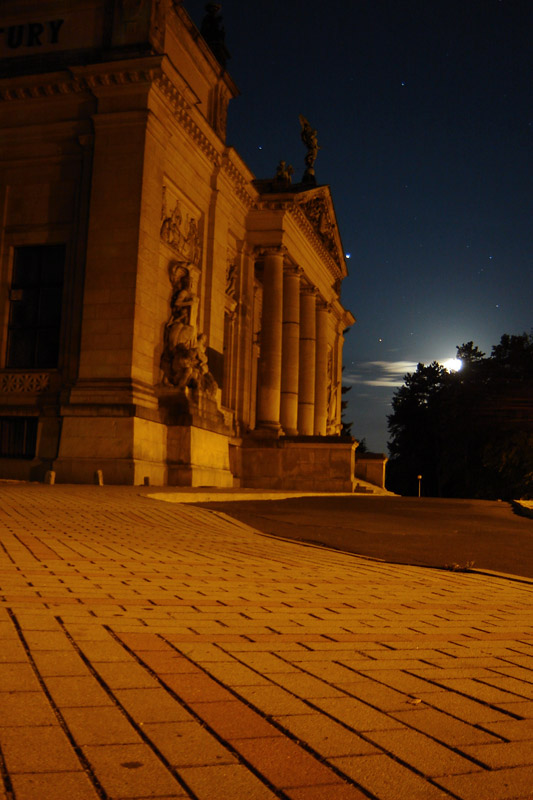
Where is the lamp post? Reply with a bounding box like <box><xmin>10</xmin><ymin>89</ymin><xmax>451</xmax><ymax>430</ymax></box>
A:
<box><xmin>417</xmin><ymin>475</ymin><xmax>422</xmax><ymax>498</ymax></box>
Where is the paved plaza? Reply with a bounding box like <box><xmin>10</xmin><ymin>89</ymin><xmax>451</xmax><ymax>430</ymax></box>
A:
<box><xmin>1</xmin><ymin>484</ymin><xmax>532</xmax><ymax>800</ymax></box>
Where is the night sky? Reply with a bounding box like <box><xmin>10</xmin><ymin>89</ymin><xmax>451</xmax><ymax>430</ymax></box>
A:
<box><xmin>185</xmin><ymin>0</ymin><xmax>532</xmax><ymax>452</ymax></box>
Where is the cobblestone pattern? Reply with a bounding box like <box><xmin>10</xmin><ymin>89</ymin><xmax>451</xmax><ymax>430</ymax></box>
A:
<box><xmin>0</xmin><ymin>485</ymin><xmax>532</xmax><ymax>799</ymax></box>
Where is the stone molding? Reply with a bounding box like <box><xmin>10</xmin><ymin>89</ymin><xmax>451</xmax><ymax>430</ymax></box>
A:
<box><xmin>154</xmin><ymin>72</ymin><xmax>220</xmax><ymax>164</ymax></box>
<box><xmin>0</xmin><ymin>59</ymin><xmax>162</xmax><ymax>102</ymax></box>
<box><xmin>289</xmin><ymin>204</ymin><xmax>344</xmax><ymax>281</ymax></box>
<box><xmin>220</xmin><ymin>152</ymin><xmax>256</xmax><ymax>209</ymax></box>
<box><xmin>1</xmin><ymin>372</ymin><xmax>50</xmax><ymax>393</ymax></box>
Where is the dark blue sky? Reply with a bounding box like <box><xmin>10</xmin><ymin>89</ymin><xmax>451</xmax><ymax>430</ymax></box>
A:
<box><xmin>185</xmin><ymin>0</ymin><xmax>532</xmax><ymax>451</ymax></box>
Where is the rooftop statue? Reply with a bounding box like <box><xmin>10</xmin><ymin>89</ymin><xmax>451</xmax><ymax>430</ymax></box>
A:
<box><xmin>201</xmin><ymin>3</ymin><xmax>230</xmax><ymax>68</ymax></box>
<box><xmin>274</xmin><ymin>160</ymin><xmax>294</xmax><ymax>187</ymax></box>
<box><xmin>299</xmin><ymin>114</ymin><xmax>320</xmax><ymax>184</ymax></box>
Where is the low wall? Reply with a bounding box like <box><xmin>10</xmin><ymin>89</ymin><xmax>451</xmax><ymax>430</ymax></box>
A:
<box><xmin>240</xmin><ymin>436</ymin><xmax>357</xmax><ymax>492</ymax></box>
<box><xmin>354</xmin><ymin>452</ymin><xmax>388</xmax><ymax>489</ymax></box>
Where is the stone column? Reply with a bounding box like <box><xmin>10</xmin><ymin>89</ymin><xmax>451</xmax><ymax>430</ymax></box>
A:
<box><xmin>280</xmin><ymin>266</ymin><xmax>301</xmax><ymax>435</ymax></box>
<box><xmin>297</xmin><ymin>286</ymin><xmax>317</xmax><ymax>435</ymax></box>
<box><xmin>256</xmin><ymin>246</ymin><xmax>284</xmax><ymax>432</ymax></box>
<box><xmin>314</xmin><ymin>298</ymin><xmax>329</xmax><ymax>435</ymax></box>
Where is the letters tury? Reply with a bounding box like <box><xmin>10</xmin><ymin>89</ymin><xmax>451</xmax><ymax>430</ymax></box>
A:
<box><xmin>0</xmin><ymin>20</ymin><xmax>64</xmax><ymax>49</ymax></box>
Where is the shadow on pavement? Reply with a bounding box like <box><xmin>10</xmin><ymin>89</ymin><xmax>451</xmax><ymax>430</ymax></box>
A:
<box><xmin>197</xmin><ymin>496</ymin><xmax>533</xmax><ymax>580</ymax></box>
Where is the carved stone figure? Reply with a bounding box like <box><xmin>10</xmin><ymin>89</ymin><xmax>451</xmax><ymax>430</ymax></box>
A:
<box><xmin>161</xmin><ymin>262</ymin><xmax>218</xmax><ymax>397</ymax></box>
<box><xmin>160</xmin><ymin>194</ymin><xmax>183</xmax><ymax>251</ymax></box>
<box><xmin>161</xmin><ymin>187</ymin><xmax>202</xmax><ymax>267</ymax></box>
<box><xmin>226</xmin><ymin>260</ymin><xmax>237</xmax><ymax>298</ymax></box>
<box><xmin>299</xmin><ymin>115</ymin><xmax>320</xmax><ymax>182</ymax></box>
<box><xmin>274</xmin><ymin>160</ymin><xmax>294</xmax><ymax>186</ymax></box>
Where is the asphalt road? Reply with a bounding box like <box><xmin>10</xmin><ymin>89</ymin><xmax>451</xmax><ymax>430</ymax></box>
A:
<box><xmin>197</xmin><ymin>497</ymin><xmax>533</xmax><ymax>580</ymax></box>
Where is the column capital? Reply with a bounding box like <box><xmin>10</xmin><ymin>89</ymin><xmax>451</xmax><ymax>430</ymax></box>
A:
<box><xmin>283</xmin><ymin>264</ymin><xmax>303</xmax><ymax>277</ymax></box>
<box><xmin>300</xmin><ymin>283</ymin><xmax>318</xmax><ymax>297</ymax></box>
<box><xmin>316</xmin><ymin>296</ymin><xmax>331</xmax><ymax>312</ymax></box>
<box><xmin>255</xmin><ymin>245</ymin><xmax>287</xmax><ymax>259</ymax></box>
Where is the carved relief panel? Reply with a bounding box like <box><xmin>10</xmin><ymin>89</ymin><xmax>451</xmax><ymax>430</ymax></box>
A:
<box><xmin>160</xmin><ymin>183</ymin><xmax>202</xmax><ymax>268</ymax></box>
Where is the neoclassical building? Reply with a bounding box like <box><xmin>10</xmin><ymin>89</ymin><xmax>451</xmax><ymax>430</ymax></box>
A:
<box><xmin>0</xmin><ymin>0</ymin><xmax>385</xmax><ymax>489</ymax></box>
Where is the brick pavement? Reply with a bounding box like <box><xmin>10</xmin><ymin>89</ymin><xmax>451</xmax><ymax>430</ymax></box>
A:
<box><xmin>0</xmin><ymin>483</ymin><xmax>532</xmax><ymax>800</ymax></box>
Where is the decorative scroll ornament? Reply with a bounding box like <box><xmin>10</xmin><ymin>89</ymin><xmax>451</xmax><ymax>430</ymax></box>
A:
<box><xmin>160</xmin><ymin>262</ymin><xmax>217</xmax><ymax>396</ymax></box>
<box><xmin>160</xmin><ymin>187</ymin><xmax>201</xmax><ymax>266</ymax></box>
<box><xmin>1</xmin><ymin>373</ymin><xmax>50</xmax><ymax>393</ymax></box>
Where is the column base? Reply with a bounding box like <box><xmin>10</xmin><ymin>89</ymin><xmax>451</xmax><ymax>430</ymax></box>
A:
<box><xmin>252</xmin><ymin>422</ymin><xmax>283</xmax><ymax>438</ymax></box>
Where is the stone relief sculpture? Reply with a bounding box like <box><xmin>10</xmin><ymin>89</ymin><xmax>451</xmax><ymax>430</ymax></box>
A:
<box><xmin>160</xmin><ymin>187</ymin><xmax>202</xmax><ymax>267</ymax></box>
<box><xmin>161</xmin><ymin>262</ymin><xmax>217</xmax><ymax>396</ymax></box>
<box><xmin>299</xmin><ymin>196</ymin><xmax>338</xmax><ymax>261</ymax></box>
<box><xmin>298</xmin><ymin>114</ymin><xmax>320</xmax><ymax>183</ymax></box>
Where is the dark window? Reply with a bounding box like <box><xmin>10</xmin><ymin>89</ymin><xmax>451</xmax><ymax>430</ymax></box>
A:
<box><xmin>0</xmin><ymin>417</ymin><xmax>38</xmax><ymax>458</ymax></box>
<box><xmin>6</xmin><ymin>244</ymin><xmax>65</xmax><ymax>369</ymax></box>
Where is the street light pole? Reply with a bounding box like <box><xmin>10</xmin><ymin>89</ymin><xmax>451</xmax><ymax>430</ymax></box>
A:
<box><xmin>417</xmin><ymin>475</ymin><xmax>422</xmax><ymax>498</ymax></box>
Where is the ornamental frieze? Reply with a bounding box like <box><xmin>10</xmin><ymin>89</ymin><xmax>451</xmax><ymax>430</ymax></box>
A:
<box><xmin>1</xmin><ymin>373</ymin><xmax>50</xmax><ymax>392</ymax></box>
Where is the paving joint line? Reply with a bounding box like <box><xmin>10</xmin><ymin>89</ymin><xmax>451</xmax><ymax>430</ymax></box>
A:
<box><xmin>331</xmin><ymin>663</ymin><xmax>513</xmax><ymax>745</ymax></box>
<box><xmin>105</xmin><ymin>627</ymin><xmax>294</xmax><ymax>800</ymax></box>
<box><xmin>162</xmin><ymin>638</ymin><xmax>455</xmax><ymax>799</ymax></box>
<box><xmin>264</xmin><ymin>652</ymin><xmax>495</xmax><ymax>771</ymax></box>
<box><xmin>204</xmin><ymin>507</ymin><xmax>533</xmax><ymax>586</ymax></box>
<box><xmin>7</xmin><ymin>608</ymin><xmax>108</xmax><ymax>800</ymax></box>
<box><xmin>401</xmin><ymin>670</ymin><xmax>527</xmax><ymax>721</ymax></box>
<box><xmin>0</xmin><ymin>740</ymin><xmax>14</xmax><ymax>800</ymax></box>
<box><xmin>153</xmin><ymin>633</ymin><xmax>379</xmax><ymax>799</ymax></box>
<box><xmin>55</xmin><ymin>617</ymin><xmax>201</xmax><ymax>800</ymax></box>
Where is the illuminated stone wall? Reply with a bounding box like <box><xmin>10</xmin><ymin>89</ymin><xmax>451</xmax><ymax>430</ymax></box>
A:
<box><xmin>0</xmin><ymin>0</ymin><xmax>360</xmax><ymax>488</ymax></box>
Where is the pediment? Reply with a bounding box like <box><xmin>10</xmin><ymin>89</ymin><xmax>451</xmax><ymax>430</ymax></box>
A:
<box><xmin>294</xmin><ymin>188</ymin><xmax>346</xmax><ymax>276</ymax></box>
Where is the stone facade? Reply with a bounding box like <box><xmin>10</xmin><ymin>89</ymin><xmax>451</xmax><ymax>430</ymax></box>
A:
<box><xmin>0</xmin><ymin>0</ymin><xmax>382</xmax><ymax>490</ymax></box>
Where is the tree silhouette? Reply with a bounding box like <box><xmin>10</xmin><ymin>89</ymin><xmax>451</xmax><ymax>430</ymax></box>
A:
<box><xmin>387</xmin><ymin>333</ymin><xmax>533</xmax><ymax>499</ymax></box>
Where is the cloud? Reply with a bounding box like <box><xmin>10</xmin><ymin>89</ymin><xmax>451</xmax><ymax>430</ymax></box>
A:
<box><xmin>343</xmin><ymin>360</ymin><xmax>418</xmax><ymax>388</ymax></box>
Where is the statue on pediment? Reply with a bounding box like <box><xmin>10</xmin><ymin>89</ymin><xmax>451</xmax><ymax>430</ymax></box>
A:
<box><xmin>299</xmin><ymin>115</ymin><xmax>320</xmax><ymax>183</ymax></box>
<box><xmin>274</xmin><ymin>160</ymin><xmax>294</xmax><ymax>187</ymax></box>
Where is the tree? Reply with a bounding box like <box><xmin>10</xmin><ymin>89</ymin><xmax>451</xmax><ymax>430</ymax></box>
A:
<box><xmin>386</xmin><ymin>362</ymin><xmax>447</xmax><ymax>496</ymax></box>
<box><xmin>386</xmin><ymin>333</ymin><xmax>533</xmax><ymax>499</ymax></box>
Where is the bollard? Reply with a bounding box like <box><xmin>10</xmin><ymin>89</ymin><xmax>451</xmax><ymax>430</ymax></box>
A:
<box><xmin>94</xmin><ymin>469</ymin><xmax>104</xmax><ymax>486</ymax></box>
<box><xmin>143</xmin><ymin>476</ymin><xmax>150</xmax><ymax>486</ymax></box>
<box><xmin>44</xmin><ymin>470</ymin><xmax>56</xmax><ymax>485</ymax></box>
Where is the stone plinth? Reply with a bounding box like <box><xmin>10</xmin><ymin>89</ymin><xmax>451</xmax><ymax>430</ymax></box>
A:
<box><xmin>160</xmin><ymin>387</ymin><xmax>234</xmax><ymax>487</ymax></box>
<box><xmin>241</xmin><ymin>435</ymin><xmax>357</xmax><ymax>492</ymax></box>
